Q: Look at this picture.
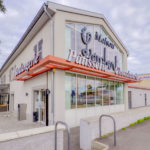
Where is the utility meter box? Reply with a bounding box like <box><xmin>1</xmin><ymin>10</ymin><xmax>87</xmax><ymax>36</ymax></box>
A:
<box><xmin>18</xmin><ymin>103</ymin><xmax>27</xmax><ymax>121</ymax></box>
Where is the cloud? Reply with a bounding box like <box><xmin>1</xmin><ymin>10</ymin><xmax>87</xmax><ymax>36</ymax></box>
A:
<box><xmin>128</xmin><ymin>56</ymin><xmax>141</xmax><ymax>65</ymax></box>
<box><xmin>0</xmin><ymin>0</ymin><xmax>150</xmax><ymax>75</ymax></box>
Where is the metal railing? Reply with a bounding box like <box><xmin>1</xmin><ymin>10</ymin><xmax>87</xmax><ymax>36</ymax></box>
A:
<box><xmin>99</xmin><ymin>114</ymin><xmax>116</xmax><ymax>146</ymax></box>
<box><xmin>55</xmin><ymin>121</ymin><xmax>70</xmax><ymax>150</ymax></box>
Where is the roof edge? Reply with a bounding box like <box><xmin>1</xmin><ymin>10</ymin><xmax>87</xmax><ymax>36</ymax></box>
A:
<box><xmin>128</xmin><ymin>85</ymin><xmax>150</xmax><ymax>91</ymax></box>
<box><xmin>0</xmin><ymin>3</ymin><xmax>46</xmax><ymax>75</ymax></box>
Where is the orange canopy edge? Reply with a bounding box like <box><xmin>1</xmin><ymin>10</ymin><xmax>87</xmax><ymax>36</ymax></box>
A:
<box><xmin>13</xmin><ymin>55</ymin><xmax>140</xmax><ymax>83</ymax></box>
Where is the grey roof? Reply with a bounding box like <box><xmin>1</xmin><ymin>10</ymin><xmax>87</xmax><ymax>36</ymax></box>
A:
<box><xmin>0</xmin><ymin>1</ymin><xmax>129</xmax><ymax>76</ymax></box>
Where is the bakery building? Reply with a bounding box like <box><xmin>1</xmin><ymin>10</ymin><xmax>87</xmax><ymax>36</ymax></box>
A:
<box><xmin>0</xmin><ymin>2</ymin><xmax>138</xmax><ymax>127</ymax></box>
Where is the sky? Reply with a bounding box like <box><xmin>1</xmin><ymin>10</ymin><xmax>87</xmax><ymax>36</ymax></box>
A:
<box><xmin>0</xmin><ymin>0</ymin><xmax>150</xmax><ymax>74</ymax></box>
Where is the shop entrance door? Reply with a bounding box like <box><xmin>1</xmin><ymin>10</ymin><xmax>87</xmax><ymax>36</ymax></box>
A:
<box><xmin>0</xmin><ymin>94</ymin><xmax>9</xmax><ymax>112</ymax></box>
<box><xmin>34</xmin><ymin>90</ymin><xmax>46</xmax><ymax>124</ymax></box>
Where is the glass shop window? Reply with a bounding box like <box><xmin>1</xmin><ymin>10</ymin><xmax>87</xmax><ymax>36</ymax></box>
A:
<box><xmin>65</xmin><ymin>23</ymin><xmax>75</xmax><ymax>58</ymax></box>
<box><xmin>109</xmin><ymin>81</ymin><xmax>115</xmax><ymax>105</ymax></box>
<box><xmin>116</xmin><ymin>82</ymin><xmax>124</xmax><ymax>104</ymax></box>
<box><xmin>84</xmin><ymin>24</ymin><xmax>94</xmax><ymax>52</ymax></box>
<box><xmin>65</xmin><ymin>73</ymin><xmax>76</xmax><ymax>109</ymax></box>
<box><xmin>77</xmin><ymin>74</ymin><xmax>86</xmax><ymax>108</ymax></box>
<box><xmin>65</xmin><ymin>22</ymin><xmax>124</xmax><ymax>72</ymax></box>
<box><xmin>65</xmin><ymin>72</ymin><xmax>124</xmax><ymax>109</ymax></box>
<box><xmin>103</xmin><ymin>80</ymin><xmax>110</xmax><ymax>105</ymax></box>
<box><xmin>75</xmin><ymin>24</ymin><xmax>85</xmax><ymax>55</ymax></box>
<box><xmin>95</xmin><ymin>78</ymin><xmax>103</xmax><ymax>106</ymax></box>
<box><xmin>94</xmin><ymin>25</ymin><xmax>103</xmax><ymax>57</ymax></box>
<box><xmin>87</xmin><ymin>77</ymin><xmax>95</xmax><ymax>107</ymax></box>
<box><xmin>114</xmin><ymin>47</ymin><xmax>123</xmax><ymax>71</ymax></box>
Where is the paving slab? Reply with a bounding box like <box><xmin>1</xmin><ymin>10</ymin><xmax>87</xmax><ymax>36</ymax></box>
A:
<box><xmin>0</xmin><ymin>112</ymin><xmax>44</xmax><ymax>134</ymax></box>
<box><xmin>63</xmin><ymin>126</ymin><xmax>80</xmax><ymax>150</ymax></box>
<box><xmin>99</xmin><ymin>120</ymin><xmax>150</xmax><ymax>150</ymax></box>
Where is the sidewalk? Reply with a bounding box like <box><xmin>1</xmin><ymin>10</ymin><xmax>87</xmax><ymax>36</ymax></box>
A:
<box><xmin>80</xmin><ymin>106</ymin><xmax>150</xmax><ymax>150</ymax></box>
<box><xmin>100</xmin><ymin>115</ymin><xmax>150</xmax><ymax>150</ymax></box>
<box><xmin>0</xmin><ymin>112</ymin><xmax>44</xmax><ymax>133</ymax></box>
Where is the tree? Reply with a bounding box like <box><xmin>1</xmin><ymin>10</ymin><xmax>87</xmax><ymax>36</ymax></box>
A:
<box><xmin>0</xmin><ymin>0</ymin><xmax>6</xmax><ymax>13</ymax></box>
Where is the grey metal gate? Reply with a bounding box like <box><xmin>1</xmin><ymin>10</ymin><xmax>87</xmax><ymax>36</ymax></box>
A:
<box><xmin>99</xmin><ymin>114</ymin><xmax>116</xmax><ymax>146</ymax></box>
<box><xmin>55</xmin><ymin>121</ymin><xmax>70</xmax><ymax>150</ymax></box>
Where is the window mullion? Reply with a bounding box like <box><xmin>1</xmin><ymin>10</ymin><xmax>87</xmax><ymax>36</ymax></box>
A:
<box><xmin>86</xmin><ymin>76</ymin><xmax>87</xmax><ymax>108</ymax></box>
<box><xmin>76</xmin><ymin>74</ymin><xmax>77</xmax><ymax>109</ymax></box>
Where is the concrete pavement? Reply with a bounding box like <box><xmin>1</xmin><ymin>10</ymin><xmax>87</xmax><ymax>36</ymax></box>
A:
<box><xmin>100</xmin><ymin>119</ymin><xmax>150</xmax><ymax>150</ymax></box>
<box><xmin>0</xmin><ymin>112</ymin><xmax>44</xmax><ymax>133</ymax></box>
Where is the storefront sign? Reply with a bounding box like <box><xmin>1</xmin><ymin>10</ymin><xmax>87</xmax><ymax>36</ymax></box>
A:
<box><xmin>15</xmin><ymin>39</ymin><xmax>43</xmax><ymax>76</ymax></box>
<box><xmin>95</xmin><ymin>31</ymin><xmax>114</xmax><ymax>49</ymax></box>
<box><xmin>67</xmin><ymin>27</ymin><xmax>138</xmax><ymax>80</ymax></box>
<box><xmin>81</xmin><ymin>27</ymin><xmax>114</xmax><ymax>49</ymax></box>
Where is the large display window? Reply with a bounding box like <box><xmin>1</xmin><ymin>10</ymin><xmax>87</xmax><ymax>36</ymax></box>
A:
<box><xmin>65</xmin><ymin>72</ymin><xmax>124</xmax><ymax>109</ymax></box>
<box><xmin>65</xmin><ymin>22</ymin><xmax>123</xmax><ymax>71</ymax></box>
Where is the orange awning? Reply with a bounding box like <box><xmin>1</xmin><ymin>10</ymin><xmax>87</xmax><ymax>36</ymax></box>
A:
<box><xmin>14</xmin><ymin>55</ymin><xmax>139</xmax><ymax>83</ymax></box>
<box><xmin>0</xmin><ymin>105</ymin><xmax>8</xmax><ymax>107</ymax></box>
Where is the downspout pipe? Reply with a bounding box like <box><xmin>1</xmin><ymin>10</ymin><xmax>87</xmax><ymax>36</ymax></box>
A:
<box><xmin>43</xmin><ymin>3</ymin><xmax>55</xmax><ymax>125</ymax></box>
<box><xmin>44</xmin><ymin>3</ymin><xmax>52</xmax><ymax>19</ymax></box>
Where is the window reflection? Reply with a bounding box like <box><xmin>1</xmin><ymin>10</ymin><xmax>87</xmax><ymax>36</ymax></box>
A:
<box><xmin>65</xmin><ymin>73</ymin><xmax>76</xmax><ymax>109</ymax></box>
<box><xmin>87</xmin><ymin>77</ymin><xmax>95</xmax><ymax>107</ymax></box>
<box><xmin>103</xmin><ymin>80</ymin><xmax>109</xmax><ymax>105</ymax></box>
<box><xmin>94</xmin><ymin>25</ymin><xmax>102</xmax><ymax>56</ymax></box>
<box><xmin>75</xmin><ymin>24</ymin><xmax>85</xmax><ymax>54</ymax></box>
<box><xmin>110</xmin><ymin>81</ymin><xmax>115</xmax><ymax>105</ymax></box>
<box><xmin>95</xmin><ymin>79</ymin><xmax>103</xmax><ymax>105</ymax></box>
<box><xmin>77</xmin><ymin>75</ymin><xmax>86</xmax><ymax>108</ymax></box>
<box><xmin>116</xmin><ymin>83</ymin><xmax>124</xmax><ymax>104</ymax></box>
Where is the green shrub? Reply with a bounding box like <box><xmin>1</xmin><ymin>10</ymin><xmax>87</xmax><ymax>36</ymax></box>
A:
<box><xmin>129</xmin><ymin>122</ymin><xmax>137</xmax><ymax>127</ymax></box>
<box><xmin>122</xmin><ymin>127</ymin><xmax>126</xmax><ymax>130</ymax></box>
<box><xmin>101</xmin><ymin>132</ymin><xmax>113</xmax><ymax>138</ymax></box>
<box><xmin>102</xmin><ymin>134</ymin><xmax>107</xmax><ymax>138</ymax></box>
<box><xmin>144</xmin><ymin>116</ymin><xmax>150</xmax><ymax>120</ymax></box>
<box><xmin>137</xmin><ymin>119</ymin><xmax>144</xmax><ymax>124</ymax></box>
<box><xmin>144</xmin><ymin>117</ymin><xmax>148</xmax><ymax>120</ymax></box>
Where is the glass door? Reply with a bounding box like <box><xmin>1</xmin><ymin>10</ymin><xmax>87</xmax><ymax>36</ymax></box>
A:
<box><xmin>34</xmin><ymin>90</ymin><xmax>46</xmax><ymax>123</ymax></box>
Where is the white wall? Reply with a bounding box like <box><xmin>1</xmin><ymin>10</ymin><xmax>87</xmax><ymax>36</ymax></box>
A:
<box><xmin>10</xmin><ymin>73</ymin><xmax>47</xmax><ymax>122</ymax></box>
<box><xmin>65</xmin><ymin>104</ymin><xmax>125</xmax><ymax>127</ymax></box>
<box><xmin>54</xmin><ymin>69</ymin><xmax>65</xmax><ymax>123</ymax></box>
<box><xmin>128</xmin><ymin>87</ymin><xmax>150</xmax><ymax>108</ymax></box>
